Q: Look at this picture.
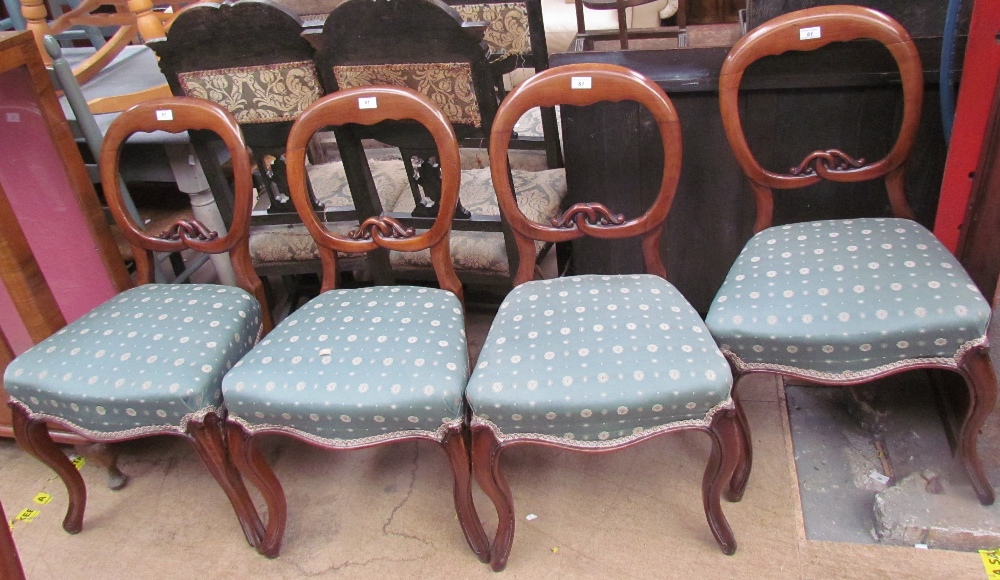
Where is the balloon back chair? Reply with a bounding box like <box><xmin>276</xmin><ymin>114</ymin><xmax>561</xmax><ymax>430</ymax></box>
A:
<box><xmin>705</xmin><ymin>6</ymin><xmax>997</xmax><ymax>506</ymax></box>
<box><xmin>4</xmin><ymin>97</ymin><xmax>272</xmax><ymax>548</ymax></box>
<box><xmin>219</xmin><ymin>86</ymin><xmax>490</xmax><ymax>561</ymax></box>
<box><xmin>467</xmin><ymin>63</ymin><xmax>742</xmax><ymax>571</ymax></box>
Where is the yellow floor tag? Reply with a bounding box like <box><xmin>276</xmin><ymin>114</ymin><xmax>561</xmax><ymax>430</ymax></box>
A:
<box><xmin>33</xmin><ymin>492</ymin><xmax>52</xmax><ymax>505</ymax></box>
<box><xmin>980</xmin><ymin>548</ymin><xmax>1000</xmax><ymax>579</ymax></box>
<box><xmin>15</xmin><ymin>509</ymin><xmax>39</xmax><ymax>523</ymax></box>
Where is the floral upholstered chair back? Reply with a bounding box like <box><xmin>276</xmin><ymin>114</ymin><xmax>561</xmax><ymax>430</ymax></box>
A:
<box><xmin>150</xmin><ymin>0</ymin><xmax>323</xmax><ymax>219</ymax></box>
<box><xmin>316</xmin><ymin>0</ymin><xmax>499</xmax><ymax>142</ymax></box>
<box><xmin>151</xmin><ymin>0</ymin><xmax>321</xmax><ymax>150</ymax></box>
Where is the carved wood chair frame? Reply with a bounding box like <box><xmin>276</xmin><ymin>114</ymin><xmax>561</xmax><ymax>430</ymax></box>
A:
<box><xmin>716</xmin><ymin>6</ymin><xmax>997</xmax><ymax>507</ymax></box>
<box><xmin>471</xmin><ymin>63</ymin><xmax>741</xmax><ymax>571</ymax></box>
<box><xmin>7</xmin><ymin>97</ymin><xmax>272</xmax><ymax>550</ymax></box>
<box><xmin>221</xmin><ymin>86</ymin><xmax>490</xmax><ymax>561</ymax></box>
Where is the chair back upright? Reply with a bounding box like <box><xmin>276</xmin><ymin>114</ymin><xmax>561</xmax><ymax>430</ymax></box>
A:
<box><xmin>718</xmin><ymin>5</ymin><xmax>923</xmax><ymax>233</ymax></box>
<box><xmin>488</xmin><ymin>63</ymin><xmax>682</xmax><ymax>286</ymax></box>
<box><xmin>285</xmin><ymin>86</ymin><xmax>464</xmax><ymax>301</ymax></box>
<box><xmin>99</xmin><ymin>97</ymin><xmax>273</xmax><ymax>332</ymax></box>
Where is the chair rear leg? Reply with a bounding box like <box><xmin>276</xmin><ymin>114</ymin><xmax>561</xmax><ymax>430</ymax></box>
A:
<box><xmin>470</xmin><ymin>422</ymin><xmax>515</xmax><ymax>572</ymax></box>
<box><xmin>957</xmin><ymin>347</ymin><xmax>998</xmax><ymax>505</ymax></box>
<box><xmin>187</xmin><ymin>412</ymin><xmax>266</xmax><ymax>549</ymax></box>
<box><xmin>702</xmin><ymin>408</ymin><xmax>739</xmax><ymax>555</ymax></box>
<box><xmin>74</xmin><ymin>442</ymin><xmax>127</xmax><ymax>490</ymax></box>
<box><xmin>9</xmin><ymin>403</ymin><xmax>85</xmax><ymax>534</ymax></box>
<box><xmin>227</xmin><ymin>421</ymin><xmax>287</xmax><ymax>558</ymax></box>
<box><xmin>441</xmin><ymin>424</ymin><xmax>490</xmax><ymax>563</ymax></box>
<box><xmin>729</xmin><ymin>379</ymin><xmax>753</xmax><ymax>501</ymax></box>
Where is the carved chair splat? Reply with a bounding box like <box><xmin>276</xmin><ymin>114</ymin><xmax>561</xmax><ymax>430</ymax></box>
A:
<box><xmin>707</xmin><ymin>6</ymin><xmax>998</xmax><ymax>506</ymax></box>
<box><xmin>219</xmin><ymin>86</ymin><xmax>489</xmax><ymax>561</ymax></box>
<box><xmin>4</xmin><ymin>97</ymin><xmax>272</xmax><ymax>549</ymax></box>
<box><xmin>467</xmin><ymin>63</ymin><xmax>741</xmax><ymax>571</ymax></box>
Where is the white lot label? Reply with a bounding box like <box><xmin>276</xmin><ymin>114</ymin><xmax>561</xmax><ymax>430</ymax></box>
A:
<box><xmin>799</xmin><ymin>26</ymin><xmax>821</xmax><ymax>40</ymax></box>
<box><xmin>155</xmin><ymin>109</ymin><xmax>174</xmax><ymax>121</ymax></box>
<box><xmin>570</xmin><ymin>76</ymin><xmax>592</xmax><ymax>89</ymax></box>
<box><xmin>358</xmin><ymin>97</ymin><xmax>378</xmax><ymax>109</ymax></box>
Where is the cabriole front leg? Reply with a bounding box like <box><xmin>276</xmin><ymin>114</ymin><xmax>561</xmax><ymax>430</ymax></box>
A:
<box><xmin>703</xmin><ymin>408</ymin><xmax>739</xmax><ymax>555</ymax></box>
<box><xmin>187</xmin><ymin>411</ymin><xmax>265</xmax><ymax>549</ymax></box>
<box><xmin>441</xmin><ymin>424</ymin><xmax>490</xmax><ymax>562</ymax></box>
<box><xmin>10</xmin><ymin>402</ymin><xmax>86</xmax><ymax>534</ymax></box>
<box><xmin>227</xmin><ymin>421</ymin><xmax>286</xmax><ymax>558</ymax></box>
<box><xmin>470</xmin><ymin>421</ymin><xmax>515</xmax><ymax>572</ymax></box>
<box><xmin>957</xmin><ymin>347</ymin><xmax>998</xmax><ymax>506</ymax></box>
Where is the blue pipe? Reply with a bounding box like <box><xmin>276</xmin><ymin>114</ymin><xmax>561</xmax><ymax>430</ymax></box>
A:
<box><xmin>940</xmin><ymin>0</ymin><xmax>962</xmax><ymax>144</ymax></box>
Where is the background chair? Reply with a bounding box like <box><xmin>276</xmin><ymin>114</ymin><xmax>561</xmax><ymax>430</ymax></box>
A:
<box><xmin>705</xmin><ymin>6</ymin><xmax>997</xmax><ymax>506</ymax></box>
<box><xmin>3</xmin><ymin>98</ymin><xmax>270</xmax><ymax>549</ymax></box>
<box><xmin>314</xmin><ymin>0</ymin><xmax>566</xmax><ymax>288</ymax></box>
<box><xmin>445</xmin><ymin>0</ymin><xmax>563</xmax><ymax>169</ymax></box>
<box><xmin>573</xmin><ymin>0</ymin><xmax>686</xmax><ymax>50</ymax></box>
<box><xmin>219</xmin><ymin>86</ymin><xmax>489</xmax><ymax>561</ymax></box>
<box><xmin>0</xmin><ymin>498</ymin><xmax>26</xmax><ymax>580</ymax></box>
<box><xmin>466</xmin><ymin>63</ymin><xmax>741</xmax><ymax>571</ymax></box>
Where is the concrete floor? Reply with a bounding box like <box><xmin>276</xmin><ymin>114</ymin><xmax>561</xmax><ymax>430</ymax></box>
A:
<box><xmin>1</xmin><ymin>304</ymin><xmax>995</xmax><ymax>579</ymax></box>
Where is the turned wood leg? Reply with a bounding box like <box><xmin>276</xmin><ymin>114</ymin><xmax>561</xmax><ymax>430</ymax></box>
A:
<box><xmin>728</xmin><ymin>376</ymin><xmax>753</xmax><ymax>502</ymax></box>
<box><xmin>470</xmin><ymin>421</ymin><xmax>515</xmax><ymax>572</ymax></box>
<box><xmin>0</xmin><ymin>500</ymin><xmax>26</xmax><ymax>580</ymax></box>
<box><xmin>441</xmin><ymin>424</ymin><xmax>490</xmax><ymax>563</ymax></box>
<box><xmin>74</xmin><ymin>442</ymin><xmax>127</xmax><ymax>491</ymax></box>
<box><xmin>187</xmin><ymin>412</ymin><xmax>265</xmax><ymax>549</ymax></box>
<box><xmin>9</xmin><ymin>403</ymin><xmax>85</xmax><ymax>534</ymax></box>
<box><xmin>703</xmin><ymin>408</ymin><xmax>739</xmax><ymax>555</ymax></box>
<box><xmin>957</xmin><ymin>348</ymin><xmax>998</xmax><ymax>506</ymax></box>
<box><xmin>227</xmin><ymin>421</ymin><xmax>286</xmax><ymax>558</ymax></box>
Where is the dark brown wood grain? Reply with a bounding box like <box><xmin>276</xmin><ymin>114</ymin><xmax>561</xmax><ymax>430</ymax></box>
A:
<box><xmin>956</xmin><ymin>72</ymin><xmax>1000</xmax><ymax>301</ymax></box>
<box><xmin>0</xmin><ymin>499</ymin><xmax>26</xmax><ymax>580</ymax></box>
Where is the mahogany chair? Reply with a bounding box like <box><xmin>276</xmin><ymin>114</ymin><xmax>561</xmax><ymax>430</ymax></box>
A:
<box><xmin>3</xmin><ymin>97</ymin><xmax>272</xmax><ymax>548</ymax></box>
<box><xmin>219</xmin><ymin>86</ymin><xmax>489</xmax><ymax>561</ymax></box>
<box><xmin>467</xmin><ymin>63</ymin><xmax>741</xmax><ymax>571</ymax></box>
<box><xmin>705</xmin><ymin>6</ymin><xmax>997</xmax><ymax>506</ymax></box>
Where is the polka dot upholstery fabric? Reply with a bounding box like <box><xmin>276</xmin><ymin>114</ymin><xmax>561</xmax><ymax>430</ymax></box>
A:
<box><xmin>467</xmin><ymin>275</ymin><xmax>733</xmax><ymax>443</ymax></box>
<box><xmin>4</xmin><ymin>285</ymin><xmax>262</xmax><ymax>436</ymax></box>
<box><xmin>222</xmin><ymin>286</ymin><xmax>469</xmax><ymax>445</ymax></box>
<box><xmin>706</xmin><ymin>218</ymin><xmax>991</xmax><ymax>377</ymax></box>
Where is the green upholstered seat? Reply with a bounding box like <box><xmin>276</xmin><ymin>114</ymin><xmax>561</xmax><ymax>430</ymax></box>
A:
<box><xmin>222</xmin><ymin>285</ymin><xmax>469</xmax><ymax>444</ymax></box>
<box><xmin>468</xmin><ymin>274</ymin><xmax>733</xmax><ymax>443</ymax></box>
<box><xmin>706</xmin><ymin>218</ymin><xmax>991</xmax><ymax>378</ymax></box>
<box><xmin>4</xmin><ymin>284</ymin><xmax>263</xmax><ymax>436</ymax></box>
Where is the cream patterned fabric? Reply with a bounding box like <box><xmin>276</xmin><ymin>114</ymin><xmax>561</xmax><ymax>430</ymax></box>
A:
<box><xmin>4</xmin><ymin>285</ymin><xmax>262</xmax><ymax>436</ymax></box>
<box><xmin>222</xmin><ymin>286</ymin><xmax>468</xmax><ymax>444</ymax></box>
<box><xmin>706</xmin><ymin>218</ymin><xmax>991</xmax><ymax>377</ymax></box>
<box><xmin>453</xmin><ymin>3</ymin><xmax>531</xmax><ymax>59</ymax></box>
<box><xmin>333</xmin><ymin>63</ymin><xmax>482</xmax><ymax>127</ymax></box>
<box><xmin>249</xmin><ymin>159</ymin><xmax>411</xmax><ymax>265</ymax></box>
<box><xmin>467</xmin><ymin>275</ymin><xmax>733</xmax><ymax>443</ymax></box>
<box><xmin>178</xmin><ymin>61</ymin><xmax>322</xmax><ymax>124</ymax></box>
<box><xmin>389</xmin><ymin>167</ymin><xmax>567</xmax><ymax>276</ymax></box>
